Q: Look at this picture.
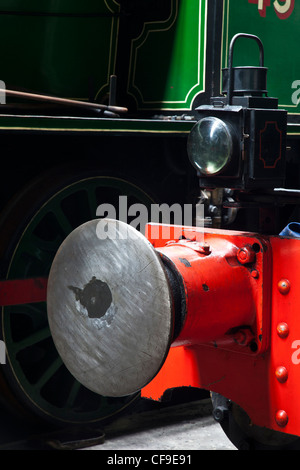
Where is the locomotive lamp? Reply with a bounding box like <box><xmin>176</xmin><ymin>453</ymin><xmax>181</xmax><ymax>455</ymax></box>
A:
<box><xmin>188</xmin><ymin>33</ymin><xmax>287</xmax><ymax>190</ymax></box>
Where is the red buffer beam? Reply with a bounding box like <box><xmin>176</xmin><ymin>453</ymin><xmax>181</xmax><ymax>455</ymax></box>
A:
<box><xmin>142</xmin><ymin>224</ymin><xmax>300</xmax><ymax>438</ymax></box>
<box><xmin>43</xmin><ymin>219</ymin><xmax>300</xmax><ymax>439</ymax></box>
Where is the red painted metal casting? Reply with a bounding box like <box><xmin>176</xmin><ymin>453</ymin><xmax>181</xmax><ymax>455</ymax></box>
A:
<box><xmin>141</xmin><ymin>224</ymin><xmax>300</xmax><ymax>438</ymax></box>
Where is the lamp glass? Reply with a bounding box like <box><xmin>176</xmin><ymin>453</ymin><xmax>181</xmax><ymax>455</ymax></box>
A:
<box><xmin>188</xmin><ymin>117</ymin><xmax>233</xmax><ymax>175</ymax></box>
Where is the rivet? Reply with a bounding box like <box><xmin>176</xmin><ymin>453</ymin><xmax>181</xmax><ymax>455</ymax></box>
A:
<box><xmin>251</xmin><ymin>269</ymin><xmax>259</xmax><ymax>279</ymax></box>
<box><xmin>277</xmin><ymin>322</ymin><xmax>289</xmax><ymax>339</ymax></box>
<box><xmin>278</xmin><ymin>279</ymin><xmax>290</xmax><ymax>295</ymax></box>
<box><xmin>275</xmin><ymin>366</ymin><xmax>288</xmax><ymax>383</ymax></box>
<box><xmin>275</xmin><ymin>410</ymin><xmax>288</xmax><ymax>427</ymax></box>
<box><xmin>237</xmin><ymin>246</ymin><xmax>256</xmax><ymax>264</ymax></box>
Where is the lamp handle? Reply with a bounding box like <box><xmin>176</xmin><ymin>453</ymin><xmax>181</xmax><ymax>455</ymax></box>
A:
<box><xmin>227</xmin><ymin>33</ymin><xmax>265</xmax><ymax>105</ymax></box>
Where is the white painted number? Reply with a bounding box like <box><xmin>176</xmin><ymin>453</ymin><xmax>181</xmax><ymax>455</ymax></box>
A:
<box><xmin>274</xmin><ymin>0</ymin><xmax>293</xmax><ymax>15</ymax></box>
<box><xmin>248</xmin><ymin>0</ymin><xmax>295</xmax><ymax>19</ymax></box>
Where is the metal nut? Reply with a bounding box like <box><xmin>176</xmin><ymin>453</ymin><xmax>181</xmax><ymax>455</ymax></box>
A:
<box><xmin>237</xmin><ymin>246</ymin><xmax>256</xmax><ymax>264</ymax></box>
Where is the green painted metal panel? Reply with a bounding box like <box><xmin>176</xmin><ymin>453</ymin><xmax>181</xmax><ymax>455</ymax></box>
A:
<box><xmin>222</xmin><ymin>0</ymin><xmax>300</xmax><ymax>117</ymax></box>
<box><xmin>127</xmin><ymin>0</ymin><xmax>207</xmax><ymax>111</ymax></box>
<box><xmin>0</xmin><ymin>1</ymin><xmax>120</xmax><ymax>101</ymax></box>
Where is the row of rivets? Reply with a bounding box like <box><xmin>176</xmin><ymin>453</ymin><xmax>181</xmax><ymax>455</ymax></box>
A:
<box><xmin>275</xmin><ymin>280</ymin><xmax>290</xmax><ymax>428</ymax></box>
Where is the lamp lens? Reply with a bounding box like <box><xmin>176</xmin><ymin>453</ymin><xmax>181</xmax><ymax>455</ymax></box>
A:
<box><xmin>187</xmin><ymin>117</ymin><xmax>233</xmax><ymax>175</ymax></box>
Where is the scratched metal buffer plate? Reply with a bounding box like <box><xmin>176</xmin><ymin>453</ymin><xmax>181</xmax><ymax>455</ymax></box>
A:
<box><xmin>47</xmin><ymin>219</ymin><xmax>173</xmax><ymax>397</ymax></box>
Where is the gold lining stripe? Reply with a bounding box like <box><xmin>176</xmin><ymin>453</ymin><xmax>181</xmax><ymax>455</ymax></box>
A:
<box><xmin>0</xmin><ymin>126</ymin><xmax>191</xmax><ymax>133</ymax></box>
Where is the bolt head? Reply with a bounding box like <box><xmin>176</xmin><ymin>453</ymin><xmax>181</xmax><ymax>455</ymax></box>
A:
<box><xmin>277</xmin><ymin>322</ymin><xmax>289</xmax><ymax>339</ymax></box>
<box><xmin>275</xmin><ymin>366</ymin><xmax>288</xmax><ymax>383</ymax></box>
<box><xmin>213</xmin><ymin>406</ymin><xmax>228</xmax><ymax>423</ymax></box>
<box><xmin>275</xmin><ymin>410</ymin><xmax>288</xmax><ymax>427</ymax></box>
<box><xmin>278</xmin><ymin>279</ymin><xmax>290</xmax><ymax>295</ymax></box>
<box><xmin>237</xmin><ymin>246</ymin><xmax>256</xmax><ymax>264</ymax></box>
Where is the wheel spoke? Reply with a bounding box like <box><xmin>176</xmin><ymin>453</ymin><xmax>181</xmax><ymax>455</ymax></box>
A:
<box><xmin>35</xmin><ymin>356</ymin><xmax>63</xmax><ymax>389</ymax></box>
<box><xmin>64</xmin><ymin>379</ymin><xmax>82</xmax><ymax>409</ymax></box>
<box><xmin>50</xmin><ymin>204</ymin><xmax>74</xmax><ymax>235</ymax></box>
<box><xmin>7</xmin><ymin>304</ymin><xmax>48</xmax><ymax>333</ymax></box>
<box><xmin>15</xmin><ymin>235</ymin><xmax>60</xmax><ymax>276</ymax></box>
<box><xmin>12</xmin><ymin>326</ymin><xmax>51</xmax><ymax>353</ymax></box>
<box><xmin>19</xmin><ymin>246</ymin><xmax>54</xmax><ymax>269</ymax></box>
<box><xmin>29</xmin><ymin>234</ymin><xmax>63</xmax><ymax>254</ymax></box>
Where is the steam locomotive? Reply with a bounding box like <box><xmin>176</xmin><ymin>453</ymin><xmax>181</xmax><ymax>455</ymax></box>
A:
<box><xmin>1</xmin><ymin>0</ymin><xmax>300</xmax><ymax>450</ymax></box>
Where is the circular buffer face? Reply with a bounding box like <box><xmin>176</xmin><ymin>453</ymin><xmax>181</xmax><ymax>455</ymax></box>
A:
<box><xmin>47</xmin><ymin>219</ymin><xmax>173</xmax><ymax>397</ymax></box>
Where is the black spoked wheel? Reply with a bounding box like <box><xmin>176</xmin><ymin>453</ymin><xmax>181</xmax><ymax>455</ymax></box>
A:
<box><xmin>0</xmin><ymin>165</ymin><xmax>156</xmax><ymax>427</ymax></box>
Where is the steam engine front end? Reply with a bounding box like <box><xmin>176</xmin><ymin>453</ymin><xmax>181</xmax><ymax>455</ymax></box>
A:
<box><xmin>1</xmin><ymin>0</ymin><xmax>300</xmax><ymax>450</ymax></box>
